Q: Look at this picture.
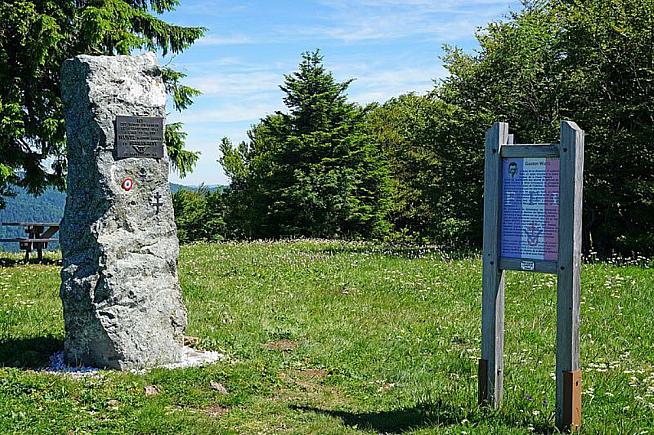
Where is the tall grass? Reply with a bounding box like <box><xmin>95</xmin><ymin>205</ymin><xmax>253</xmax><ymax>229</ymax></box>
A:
<box><xmin>0</xmin><ymin>241</ymin><xmax>652</xmax><ymax>433</ymax></box>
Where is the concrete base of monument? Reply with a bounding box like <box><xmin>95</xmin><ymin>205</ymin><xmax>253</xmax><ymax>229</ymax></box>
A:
<box><xmin>158</xmin><ymin>347</ymin><xmax>224</xmax><ymax>370</ymax></box>
<box><xmin>44</xmin><ymin>347</ymin><xmax>223</xmax><ymax>377</ymax></box>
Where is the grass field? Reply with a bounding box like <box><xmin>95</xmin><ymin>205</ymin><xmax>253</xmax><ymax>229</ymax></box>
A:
<box><xmin>1</xmin><ymin>240</ymin><xmax>653</xmax><ymax>434</ymax></box>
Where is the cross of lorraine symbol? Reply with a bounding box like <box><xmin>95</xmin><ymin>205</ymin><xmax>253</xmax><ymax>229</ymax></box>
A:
<box><xmin>524</xmin><ymin>222</ymin><xmax>542</xmax><ymax>247</ymax></box>
<box><xmin>151</xmin><ymin>192</ymin><xmax>163</xmax><ymax>214</ymax></box>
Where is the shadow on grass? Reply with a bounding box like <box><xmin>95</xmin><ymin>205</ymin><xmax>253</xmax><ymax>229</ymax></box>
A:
<box><xmin>0</xmin><ymin>336</ymin><xmax>62</xmax><ymax>368</ymax></box>
<box><xmin>293</xmin><ymin>400</ymin><xmax>557</xmax><ymax>434</ymax></box>
<box><xmin>293</xmin><ymin>400</ymin><xmax>469</xmax><ymax>433</ymax></box>
<box><xmin>0</xmin><ymin>257</ymin><xmax>61</xmax><ymax>267</ymax></box>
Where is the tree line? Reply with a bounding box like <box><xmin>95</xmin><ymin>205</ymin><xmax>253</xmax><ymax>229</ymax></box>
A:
<box><xmin>174</xmin><ymin>0</ymin><xmax>654</xmax><ymax>256</ymax></box>
<box><xmin>1</xmin><ymin>1</ymin><xmax>651</xmax><ymax>256</ymax></box>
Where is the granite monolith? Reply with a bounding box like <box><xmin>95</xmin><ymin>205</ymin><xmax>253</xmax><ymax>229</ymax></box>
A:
<box><xmin>59</xmin><ymin>53</ymin><xmax>187</xmax><ymax>370</ymax></box>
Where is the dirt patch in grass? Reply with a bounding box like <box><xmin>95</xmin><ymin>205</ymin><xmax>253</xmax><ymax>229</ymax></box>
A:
<box><xmin>183</xmin><ymin>335</ymin><xmax>200</xmax><ymax>348</ymax></box>
<box><xmin>278</xmin><ymin>368</ymin><xmax>329</xmax><ymax>392</ymax></box>
<box><xmin>144</xmin><ymin>385</ymin><xmax>160</xmax><ymax>396</ymax></box>
<box><xmin>275</xmin><ymin>367</ymin><xmax>346</xmax><ymax>408</ymax></box>
<box><xmin>168</xmin><ymin>403</ymin><xmax>230</xmax><ymax>418</ymax></box>
<box><xmin>204</xmin><ymin>404</ymin><xmax>229</xmax><ymax>417</ymax></box>
<box><xmin>301</xmin><ymin>368</ymin><xmax>328</xmax><ymax>379</ymax></box>
<box><xmin>291</xmin><ymin>368</ymin><xmax>329</xmax><ymax>380</ymax></box>
<box><xmin>276</xmin><ymin>368</ymin><xmax>329</xmax><ymax>390</ymax></box>
<box><xmin>263</xmin><ymin>339</ymin><xmax>298</xmax><ymax>352</ymax></box>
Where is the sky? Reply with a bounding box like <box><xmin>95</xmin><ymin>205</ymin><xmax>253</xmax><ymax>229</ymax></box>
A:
<box><xmin>162</xmin><ymin>0</ymin><xmax>522</xmax><ymax>186</ymax></box>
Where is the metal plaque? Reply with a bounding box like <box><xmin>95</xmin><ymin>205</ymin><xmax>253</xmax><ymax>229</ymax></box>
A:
<box><xmin>115</xmin><ymin>115</ymin><xmax>164</xmax><ymax>159</ymax></box>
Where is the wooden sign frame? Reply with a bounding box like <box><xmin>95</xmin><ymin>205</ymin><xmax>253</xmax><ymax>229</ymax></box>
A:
<box><xmin>478</xmin><ymin>121</ymin><xmax>584</xmax><ymax>431</ymax></box>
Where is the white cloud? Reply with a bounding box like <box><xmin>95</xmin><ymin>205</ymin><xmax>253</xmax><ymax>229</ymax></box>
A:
<box><xmin>180</xmin><ymin>0</ymin><xmax>517</xmax><ymax>45</ymax></box>
<box><xmin>321</xmin><ymin>0</ymin><xmax>514</xmax><ymax>11</ymax></box>
<box><xmin>196</xmin><ymin>34</ymin><xmax>256</xmax><ymax>46</ymax></box>
<box><xmin>286</xmin><ymin>19</ymin><xmax>470</xmax><ymax>43</ymax></box>
<box><xmin>186</xmin><ymin>70</ymin><xmax>282</xmax><ymax>97</ymax></box>
<box><xmin>178</xmin><ymin>102</ymin><xmax>281</xmax><ymax>124</ymax></box>
<box><xmin>164</xmin><ymin>0</ymin><xmax>520</xmax><ymax>185</ymax></box>
<box><xmin>330</xmin><ymin>61</ymin><xmax>448</xmax><ymax>104</ymax></box>
<box><xmin>279</xmin><ymin>0</ymin><xmax>516</xmax><ymax>43</ymax></box>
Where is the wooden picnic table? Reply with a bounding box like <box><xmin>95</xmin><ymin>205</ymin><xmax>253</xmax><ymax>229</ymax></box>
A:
<box><xmin>0</xmin><ymin>222</ymin><xmax>60</xmax><ymax>261</ymax></box>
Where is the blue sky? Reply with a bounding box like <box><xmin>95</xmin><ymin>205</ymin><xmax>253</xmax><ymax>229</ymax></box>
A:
<box><xmin>162</xmin><ymin>0</ymin><xmax>522</xmax><ymax>186</ymax></box>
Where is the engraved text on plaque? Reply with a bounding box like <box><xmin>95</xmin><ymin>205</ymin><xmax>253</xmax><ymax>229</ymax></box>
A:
<box><xmin>115</xmin><ymin>115</ymin><xmax>164</xmax><ymax>159</ymax></box>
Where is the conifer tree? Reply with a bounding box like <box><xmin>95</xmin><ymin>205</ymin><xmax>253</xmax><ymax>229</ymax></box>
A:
<box><xmin>0</xmin><ymin>0</ymin><xmax>204</xmax><ymax>206</ymax></box>
<box><xmin>221</xmin><ymin>50</ymin><xmax>391</xmax><ymax>239</ymax></box>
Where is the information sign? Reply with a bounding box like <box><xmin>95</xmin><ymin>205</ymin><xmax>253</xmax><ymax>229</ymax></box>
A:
<box><xmin>479</xmin><ymin>121</ymin><xmax>584</xmax><ymax>432</ymax></box>
<box><xmin>500</xmin><ymin>157</ymin><xmax>560</xmax><ymax>260</ymax></box>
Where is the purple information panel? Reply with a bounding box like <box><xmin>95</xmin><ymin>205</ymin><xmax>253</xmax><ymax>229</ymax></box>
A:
<box><xmin>501</xmin><ymin>157</ymin><xmax>560</xmax><ymax>261</ymax></box>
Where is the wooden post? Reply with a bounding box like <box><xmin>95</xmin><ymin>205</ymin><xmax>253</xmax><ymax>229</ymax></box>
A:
<box><xmin>556</xmin><ymin>121</ymin><xmax>584</xmax><ymax>430</ymax></box>
<box><xmin>24</xmin><ymin>226</ymin><xmax>32</xmax><ymax>262</ymax></box>
<box><xmin>479</xmin><ymin>122</ymin><xmax>508</xmax><ymax>407</ymax></box>
<box><xmin>34</xmin><ymin>225</ymin><xmax>44</xmax><ymax>262</ymax></box>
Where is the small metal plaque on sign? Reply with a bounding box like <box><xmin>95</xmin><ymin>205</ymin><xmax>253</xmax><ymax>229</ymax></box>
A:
<box><xmin>115</xmin><ymin>115</ymin><xmax>164</xmax><ymax>159</ymax></box>
<box><xmin>520</xmin><ymin>260</ymin><xmax>535</xmax><ymax>271</ymax></box>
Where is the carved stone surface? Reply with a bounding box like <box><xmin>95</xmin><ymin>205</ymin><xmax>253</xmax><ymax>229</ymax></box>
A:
<box><xmin>60</xmin><ymin>53</ymin><xmax>187</xmax><ymax>370</ymax></box>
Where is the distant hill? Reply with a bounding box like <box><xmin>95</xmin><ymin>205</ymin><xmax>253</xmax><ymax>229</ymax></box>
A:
<box><xmin>169</xmin><ymin>183</ymin><xmax>223</xmax><ymax>194</ymax></box>
<box><xmin>0</xmin><ymin>187</ymin><xmax>65</xmax><ymax>252</ymax></box>
<box><xmin>0</xmin><ymin>183</ymin><xmax>224</xmax><ymax>252</ymax></box>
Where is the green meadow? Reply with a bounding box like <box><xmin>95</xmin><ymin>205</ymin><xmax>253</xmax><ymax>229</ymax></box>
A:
<box><xmin>0</xmin><ymin>240</ymin><xmax>653</xmax><ymax>433</ymax></box>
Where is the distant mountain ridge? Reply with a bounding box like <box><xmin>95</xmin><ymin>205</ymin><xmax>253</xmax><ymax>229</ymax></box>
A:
<box><xmin>169</xmin><ymin>183</ymin><xmax>223</xmax><ymax>194</ymax></box>
<box><xmin>0</xmin><ymin>183</ymin><xmax>221</xmax><ymax>252</ymax></box>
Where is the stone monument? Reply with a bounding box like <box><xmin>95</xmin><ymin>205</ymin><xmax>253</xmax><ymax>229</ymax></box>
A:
<box><xmin>59</xmin><ymin>53</ymin><xmax>187</xmax><ymax>370</ymax></box>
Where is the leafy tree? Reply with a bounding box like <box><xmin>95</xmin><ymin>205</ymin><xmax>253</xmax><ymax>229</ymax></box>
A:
<box><xmin>172</xmin><ymin>187</ymin><xmax>225</xmax><ymax>243</ymax></box>
<box><xmin>369</xmin><ymin>93</ymin><xmax>490</xmax><ymax>245</ymax></box>
<box><xmin>553</xmin><ymin>0</ymin><xmax>654</xmax><ymax>255</ymax></box>
<box><xmin>0</xmin><ymin>0</ymin><xmax>204</xmax><ymax>207</ymax></box>
<box><xmin>365</xmin><ymin>0</ymin><xmax>653</xmax><ymax>254</ymax></box>
<box><xmin>437</xmin><ymin>0</ymin><xmax>654</xmax><ymax>255</ymax></box>
<box><xmin>220</xmin><ymin>50</ymin><xmax>392</xmax><ymax>239</ymax></box>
